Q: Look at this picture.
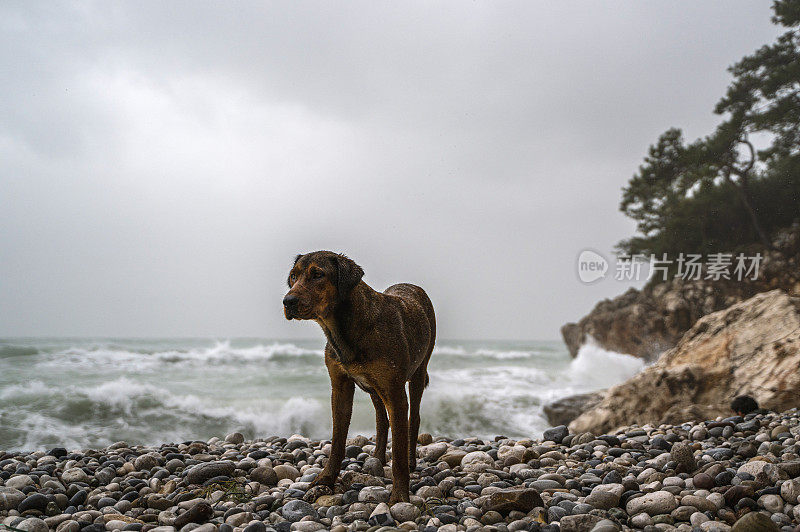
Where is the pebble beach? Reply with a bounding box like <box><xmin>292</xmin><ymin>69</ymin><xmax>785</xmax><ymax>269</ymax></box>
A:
<box><xmin>2</xmin><ymin>409</ymin><xmax>800</xmax><ymax>532</ymax></box>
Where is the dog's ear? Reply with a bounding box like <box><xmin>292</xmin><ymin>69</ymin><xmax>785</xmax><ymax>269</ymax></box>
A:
<box><xmin>335</xmin><ymin>254</ymin><xmax>364</xmax><ymax>301</ymax></box>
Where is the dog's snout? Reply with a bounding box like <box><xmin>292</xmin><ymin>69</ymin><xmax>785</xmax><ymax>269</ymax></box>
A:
<box><xmin>283</xmin><ymin>293</ymin><xmax>299</xmax><ymax>309</ymax></box>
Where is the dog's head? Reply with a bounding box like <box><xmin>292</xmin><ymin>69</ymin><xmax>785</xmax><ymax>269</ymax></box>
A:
<box><xmin>283</xmin><ymin>251</ymin><xmax>364</xmax><ymax>320</ymax></box>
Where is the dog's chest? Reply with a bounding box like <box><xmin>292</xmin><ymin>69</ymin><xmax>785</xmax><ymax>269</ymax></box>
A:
<box><xmin>351</xmin><ymin>374</ymin><xmax>375</xmax><ymax>393</ymax></box>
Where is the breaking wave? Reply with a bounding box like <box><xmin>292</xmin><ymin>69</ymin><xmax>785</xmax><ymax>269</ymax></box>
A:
<box><xmin>0</xmin><ymin>338</ymin><xmax>645</xmax><ymax>450</ymax></box>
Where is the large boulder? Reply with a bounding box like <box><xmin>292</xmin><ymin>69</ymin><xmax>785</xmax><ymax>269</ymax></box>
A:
<box><xmin>570</xmin><ymin>290</ymin><xmax>800</xmax><ymax>434</ymax></box>
<box><xmin>542</xmin><ymin>391</ymin><xmax>604</xmax><ymax>426</ymax></box>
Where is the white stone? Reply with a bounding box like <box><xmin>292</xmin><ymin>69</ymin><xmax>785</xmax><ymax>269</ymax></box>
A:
<box><xmin>5</xmin><ymin>475</ymin><xmax>34</xmax><ymax>490</ymax></box>
<box><xmin>390</xmin><ymin>502</ymin><xmax>420</xmax><ymax>522</ymax></box>
<box><xmin>461</xmin><ymin>451</ymin><xmax>494</xmax><ymax>466</ymax></box>
<box><xmin>626</xmin><ymin>491</ymin><xmax>678</xmax><ymax>516</ymax></box>
<box><xmin>781</xmin><ymin>478</ymin><xmax>800</xmax><ymax>503</ymax></box>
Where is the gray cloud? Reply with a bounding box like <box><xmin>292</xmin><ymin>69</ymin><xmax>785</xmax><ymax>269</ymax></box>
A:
<box><xmin>0</xmin><ymin>1</ymin><xmax>781</xmax><ymax>338</ymax></box>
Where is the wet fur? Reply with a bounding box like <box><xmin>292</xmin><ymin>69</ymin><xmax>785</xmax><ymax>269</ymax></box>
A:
<box><xmin>283</xmin><ymin>251</ymin><xmax>436</xmax><ymax>504</ymax></box>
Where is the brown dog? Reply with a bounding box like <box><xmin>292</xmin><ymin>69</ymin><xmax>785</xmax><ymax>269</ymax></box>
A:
<box><xmin>283</xmin><ymin>251</ymin><xmax>436</xmax><ymax>504</ymax></box>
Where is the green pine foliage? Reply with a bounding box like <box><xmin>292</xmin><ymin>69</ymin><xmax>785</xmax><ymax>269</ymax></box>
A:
<box><xmin>618</xmin><ymin>0</ymin><xmax>800</xmax><ymax>260</ymax></box>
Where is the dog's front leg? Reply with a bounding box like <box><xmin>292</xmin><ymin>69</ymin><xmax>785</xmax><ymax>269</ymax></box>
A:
<box><xmin>305</xmin><ymin>367</ymin><xmax>354</xmax><ymax>502</ymax></box>
<box><xmin>384</xmin><ymin>386</ymin><xmax>410</xmax><ymax>504</ymax></box>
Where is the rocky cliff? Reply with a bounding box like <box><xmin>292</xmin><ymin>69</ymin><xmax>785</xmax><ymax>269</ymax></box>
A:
<box><xmin>561</xmin><ymin>226</ymin><xmax>800</xmax><ymax>360</ymax></box>
<box><xmin>568</xmin><ymin>289</ymin><xmax>800</xmax><ymax>434</ymax></box>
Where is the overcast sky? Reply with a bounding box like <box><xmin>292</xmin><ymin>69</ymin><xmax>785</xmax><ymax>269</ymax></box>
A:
<box><xmin>0</xmin><ymin>1</ymin><xmax>782</xmax><ymax>340</ymax></box>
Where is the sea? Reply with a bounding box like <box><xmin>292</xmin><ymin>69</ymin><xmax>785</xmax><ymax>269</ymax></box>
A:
<box><xmin>0</xmin><ymin>338</ymin><xmax>645</xmax><ymax>452</ymax></box>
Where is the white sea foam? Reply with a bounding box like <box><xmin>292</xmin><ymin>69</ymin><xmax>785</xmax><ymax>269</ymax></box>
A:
<box><xmin>0</xmin><ymin>380</ymin><xmax>52</xmax><ymax>399</ymax></box>
<box><xmin>33</xmin><ymin>341</ymin><xmax>324</xmax><ymax>371</ymax></box>
<box><xmin>432</xmin><ymin>346</ymin><xmax>541</xmax><ymax>359</ymax></box>
<box><xmin>432</xmin><ymin>345</ymin><xmax>467</xmax><ymax>356</ymax></box>
<box><xmin>0</xmin><ymin>337</ymin><xmax>647</xmax><ymax>449</ymax></box>
<box><xmin>473</xmin><ymin>348</ymin><xmax>537</xmax><ymax>359</ymax></box>
<box><xmin>532</xmin><ymin>340</ymin><xmax>647</xmax><ymax>407</ymax></box>
<box><xmin>567</xmin><ymin>339</ymin><xmax>646</xmax><ymax>389</ymax></box>
<box><xmin>0</xmin><ymin>375</ymin><xmax>331</xmax><ymax>450</ymax></box>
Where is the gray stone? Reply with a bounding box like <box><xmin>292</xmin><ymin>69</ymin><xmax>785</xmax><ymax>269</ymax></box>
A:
<box><xmin>55</xmin><ymin>520</ymin><xmax>81</xmax><ymax>532</ymax></box>
<box><xmin>0</xmin><ymin>487</ymin><xmax>26</xmax><ymax>511</ymax></box>
<box><xmin>250</xmin><ymin>466</ymin><xmax>278</xmax><ymax>485</ymax></box>
<box><xmin>737</xmin><ymin>460</ymin><xmax>788</xmax><ymax>484</ymax></box>
<box><xmin>273</xmin><ymin>464</ymin><xmax>300</xmax><ymax>481</ymax></box>
<box><xmin>6</xmin><ymin>475</ymin><xmax>35</xmax><ymax>490</ymax></box>
<box><xmin>185</xmin><ymin>461</ymin><xmax>236</xmax><ymax>485</ymax></box>
<box><xmin>529</xmin><ymin>479</ymin><xmax>562</xmax><ymax>491</ymax></box>
<box><xmin>61</xmin><ymin>468</ymin><xmax>90</xmax><ymax>484</ymax></box>
<box><xmin>700</xmin><ymin>521</ymin><xmax>732</xmax><ymax>532</ymax></box>
<box><xmin>542</xmin><ymin>425</ymin><xmax>570</xmax><ymax>444</ymax></box>
<box><xmin>691</xmin><ymin>512</ymin><xmax>710</xmax><ymax>527</ymax></box>
<box><xmin>389</xmin><ymin>502</ymin><xmax>420</xmax><ymax>522</ymax></box>
<box><xmin>680</xmin><ymin>495</ymin><xmax>717</xmax><ymax>513</ymax></box>
<box><xmin>166</xmin><ymin>459</ymin><xmax>185</xmax><ymax>473</ymax></box>
<box><xmin>242</xmin><ymin>523</ymin><xmax>266</xmax><ymax>532</ymax></box>
<box><xmin>289</xmin><ymin>522</ymin><xmax>325</xmax><ymax>532</ymax></box>
<box><xmin>189</xmin><ymin>525</ymin><xmax>216</xmax><ymax>532</ymax></box>
<box><xmin>224</xmin><ymin>512</ymin><xmax>252</xmax><ymax>527</ymax></box>
<box><xmin>281</xmin><ymin>500</ymin><xmax>315</xmax><ymax>522</ymax></box>
<box><xmin>630</xmin><ymin>512</ymin><xmax>653</xmax><ymax>528</ymax></box>
<box><xmin>731</xmin><ymin>511</ymin><xmax>779</xmax><ymax>531</ymax></box>
<box><xmin>780</xmin><ymin>478</ymin><xmax>800</xmax><ymax>503</ymax></box>
<box><xmin>134</xmin><ymin>453</ymin><xmax>160</xmax><ymax>471</ymax></box>
<box><xmin>585</xmin><ymin>489</ymin><xmax>620</xmax><ymax>510</ymax></box>
<box><xmin>18</xmin><ymin>493</ymin><xmax>48</xmax><ymax>513</ymax></box>
<box><xmin>481</xmin><ymin>488</ymin><xmax>543</xmax><ymax>515</ymax></box>
<box><xmin>173</xmin><ymin>501</ymin><xmax>214</xmax><ymax>528</ymax></box>
<box><xmin>758</xmin><ymin>494</ymin><xmax>784</xmax><ymax>513</ymax></box>
<box><xmin>543</xmin><ymin>393</ymin><xmax>604</xmax><ymax>427</ymax></box>
<box><xmin>15</xmin><ymin>518</ymin><xmax>49</xmax><ymax>532</ymax></box>
<box><xmin>589</xmin><ymin>519</ymin><xmax>620</xmax><ymax>532</ymax></box>
<box><xmin>358</xmin><ymin>486</ymin><xmax>389</xmax><ymax>503</ymax></box>
<box><xmin>225</xmin><ymin>432</ymin><xmax>245</xmax><ymax>444</ymax></box>
<box><xmin>559</xmin><ymin>514</ymin><xmax>603</xmax><ymax>532</ymax></box>
<box><xmin>670</xmin><ymin>442</ymin><xmax>696</xmax><ymax>473</ymax></box>
<box><xmin>417</xmin><ymin>442</ymin><xmax>448</xmax><ymax>462</ymax></box>
<box><xmin>362</xmin><ymin>457</ymin><xmax>383</xmax><ymax>477</ymax></box>
<box><xmin>461</xmin><ymin>451</ymin><xmax>494</xmax><ymax>466</ymax></box>
<box><xmin>626</xmin><ymin>491</ymin><xmax>678</xmax><ymax>516</ymax></box>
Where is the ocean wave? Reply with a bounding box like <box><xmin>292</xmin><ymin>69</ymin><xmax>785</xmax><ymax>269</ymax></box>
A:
<box><xmin>0</xmin><ymin>345</ymin><xmax>40</xmax><ymax>358</ymax></box>
<box><xmin>432</xmin><ymin>345</ymin><xmax>468</xmax><ymax>356</ymax></box>
<box><xmin>0</xmin><ymin>337</ymin><xmax>646</xmax><ymax>449</ymax></box>
<box><xmin>0</xmin><ymin>376</ymin><xmax>330</xmax><ymax>451</ymax></box>
<box><xmin>473</xmin><ymin>348</ymin><xmax>537</xmax><ymax>359</ymax></box>
<box><xmin>32</xmin><ymin>341</ymin><xmax>324</xmax><ymax>371</ymax></box>
<box><xmin>432</xmin><ymin>345</ymin><xmax>541</xmax><ymax>359</ymax></box>
<box><xmin>567</xmin><ymin>340</ymin><xmax>645</xmax><ymax>389</ymax></box>
<box><xmin>529</xmin><ymin>340</ymin><xmax>646</xmax><ymax>406</ymax></box>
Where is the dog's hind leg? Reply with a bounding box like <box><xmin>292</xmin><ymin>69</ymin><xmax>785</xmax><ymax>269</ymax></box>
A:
<box><xmin>370</xmin><ymin>391</ymin><xmax>389</xmax><ymax>464</ymax></box>
<box><xmin>383</xmin><ymin>386</ymin><xmax>410</xmax><ymax>504</ymax></box>
<box><xmin>407</xmin><ymin>365</ymin><xmax>428</xmax><ymax>473</ymax></box>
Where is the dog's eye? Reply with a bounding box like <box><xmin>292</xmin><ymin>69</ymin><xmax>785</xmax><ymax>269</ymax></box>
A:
<box><xmin>311</xmin><ymin>270</ymin><xmax>324</xmax><ymax>279</ymax></box>
<box><xmin>289</xmin><ymin>273</ymin><xmax>297</xmax><ymax>283</ymax></box>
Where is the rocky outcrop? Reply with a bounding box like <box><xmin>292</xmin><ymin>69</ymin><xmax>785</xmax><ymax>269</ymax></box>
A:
<box><xmin>569</xmin><ymin>289</ymin><xmax>800</xmax><ymax>434</ymax></box>
<box><xmin>561</xmin><ymin>226</ymin><xmax>800</xmax><ymax>360</ymax></box>
<box><xmin>542</xmin><ymin>391</ymin><xmax>604</xmax><ymax>427</ymax></box>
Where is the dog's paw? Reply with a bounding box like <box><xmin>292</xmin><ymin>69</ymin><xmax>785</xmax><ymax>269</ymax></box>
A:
<box><xmin>304</xmin><ymin>483</ymin><xmax>333</xmax><ymax>502</ymax></box>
